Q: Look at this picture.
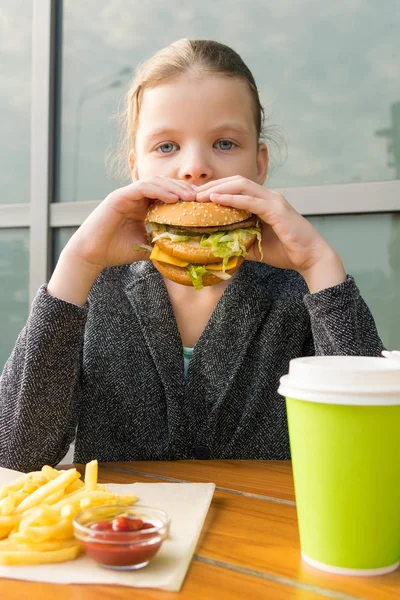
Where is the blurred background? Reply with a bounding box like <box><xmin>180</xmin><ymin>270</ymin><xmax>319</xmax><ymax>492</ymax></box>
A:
<box><xmin>1</xmin><ymin>0</ymin><xmax>400</xmax><ymax>370</ymax></box>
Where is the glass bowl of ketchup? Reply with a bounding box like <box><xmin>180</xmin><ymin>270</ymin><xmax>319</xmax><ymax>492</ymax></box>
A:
<box><xmin>73</xmin><ymin>505</ymin><xmax>170</xmax><ymax>570</ymax></box>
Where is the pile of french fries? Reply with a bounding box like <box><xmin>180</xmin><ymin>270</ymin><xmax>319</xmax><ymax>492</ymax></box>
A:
<box><xmin>0</xmin><ymin>460</ymin><xmax>138</xmax><ymax>565</ymax></box>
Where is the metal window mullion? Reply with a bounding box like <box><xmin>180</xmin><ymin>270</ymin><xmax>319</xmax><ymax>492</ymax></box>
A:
<box><xmin>0</xmin><ymin>205</ymin><xmax>31</xmax><ymax>227</ymax></box>
<box><xmin>280</xmin><ymin>180</ymin><xmax>400</xmax><ymax>215</ymax></box>
<box><xmin>29</xmin><ymin>0</ymin><xmax>57</xmax><ymax>302</ymax></box>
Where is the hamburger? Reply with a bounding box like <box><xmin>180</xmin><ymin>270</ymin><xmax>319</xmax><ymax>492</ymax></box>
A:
<box><xmin>146</xmin><ymin>201</ymin><xmax>262</xmax><ymax>290</ymax></box>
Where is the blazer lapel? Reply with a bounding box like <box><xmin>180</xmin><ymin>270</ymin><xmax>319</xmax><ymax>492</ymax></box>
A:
<box><xmin>124</xmin><ymin>262</ymin><xmax>190</xmax><ymax>456</ymax></box>
<box><xmin>186</xmin><ymin>262</ymin><xmax>273</xmax><ymax>432</ymax></box>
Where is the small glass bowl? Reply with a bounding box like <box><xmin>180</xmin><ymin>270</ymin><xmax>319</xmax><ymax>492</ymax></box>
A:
<box><xmin>73</xmin><ymin>504</ymin><xmax>170</xmax><ymax>570</ymax></box>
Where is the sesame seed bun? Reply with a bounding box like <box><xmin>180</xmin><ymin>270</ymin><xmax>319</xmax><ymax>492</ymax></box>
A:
<box><xmin>146</xmin><ymin>201</ymin><xmax>252</xmax><ymax>228</ymax></box>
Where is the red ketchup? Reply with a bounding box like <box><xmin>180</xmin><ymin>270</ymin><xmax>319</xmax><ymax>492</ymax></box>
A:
<box><xmin>83</xmin><ymin>516</ymin><xmax>162</xmax><ymax>567</ymax></box>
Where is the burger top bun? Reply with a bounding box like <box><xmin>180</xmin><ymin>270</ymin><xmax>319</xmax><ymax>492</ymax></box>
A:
<box><xmin>146</xmin><ymin>201</ymin><xmax>252</xmax><ymax>228</ymax></box>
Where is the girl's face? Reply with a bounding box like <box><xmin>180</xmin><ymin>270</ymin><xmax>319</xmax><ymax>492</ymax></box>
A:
<box><xmin>130</xmin><ymin>72</ymin><xmax>268</xmax><ymax>187</ymax></box>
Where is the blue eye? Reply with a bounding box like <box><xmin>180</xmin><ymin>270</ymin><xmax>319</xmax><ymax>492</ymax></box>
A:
<box><xmin>157</xmin><ymin>143</ymin><xmax>177</xmax><ymax>154</ymax></box>
<box><xmin>216</xmin><ymin>140</ymin><xmax>235</xmax><ymax>150</ymax></box>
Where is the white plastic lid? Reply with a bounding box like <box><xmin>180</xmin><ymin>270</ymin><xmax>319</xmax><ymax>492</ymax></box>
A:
<box><xmin>278</xmin><ymin>356</ymin><xmax>400</xmax><ymax>405</ymax></box>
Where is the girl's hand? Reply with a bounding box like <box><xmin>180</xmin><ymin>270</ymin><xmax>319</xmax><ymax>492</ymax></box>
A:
<box><xmin>62</xmin><ymin>177</ymin><xmax>196</xmax><ymax>271</ymax></box>
<box><xmin>196</xmin><ymin>176</ymin><xmax>346</xmax><ymax>293</ymax></box>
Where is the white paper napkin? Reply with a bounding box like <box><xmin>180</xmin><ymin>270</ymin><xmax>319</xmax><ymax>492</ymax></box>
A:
<box><xmin>0</xmin><ymin>467</ymin><xmax>215</xmax><ymax>591</ymax></box>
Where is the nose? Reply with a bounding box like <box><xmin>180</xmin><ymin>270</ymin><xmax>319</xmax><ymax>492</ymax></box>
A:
<box><xmin>178</xmin><ymin>147</ymin><xmax>213</xmax><ymax>185</ymax></box>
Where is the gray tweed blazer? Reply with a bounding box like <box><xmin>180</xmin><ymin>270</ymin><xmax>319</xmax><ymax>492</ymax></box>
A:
<box><xmin>0</xmin><ymin>261</ymin><xmax>383</xmax><ymax>472</ymax></box>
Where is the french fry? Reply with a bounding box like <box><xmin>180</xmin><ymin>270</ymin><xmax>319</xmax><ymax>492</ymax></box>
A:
<box><xmin>0</xmin><ymin>493</ymin><xmax>16</xmax><ymax>516</ymax></box>
<box><xmin>64</xmin><ymin>479</ymin><xmax>84</xmax><ymax>494</ymax></box>
<box><xmin>0</xmin><ymin>542</ymin><xmax>82</xmax><ymax>565</ymax></box>
<box><xmin>0</xmin><ymin>529</ymin><xmax>14</xmax><ymax>540</ymax></box>
<box><xmin>8</xmin><ymin>531</ymin><xmax>32</xmax><ymax>545</ymax></box>
<box><xmin>12</xmin><ymin>492</ymin><xmax>29</xmax><ymax>507</ymax></box>
<box><xmin>19</xmin><ymin>505</ymin><xmax>60</xmax><ymax>530</ymax></box>
<box><xmin>0</xmin><ymin>516</ymin><xmax>20</xmax><ymax>528</ymax></box>
<box><xmin>0</xmin><ymin>472</ymin><xmax>42</xmax><ymax>499</ymax></box>
<box><xmin>41</xmin><ymin>465</ymin><xmax>64</xmax><ymax>480</ymax></box>
<box><xmin>22</xmin><ymin>479</ymin><xmax>44</xmax><ymax>494</ymax></box>
<box><xmin>14</xmin><ymin>469</ymin><xmax>79</xmax><ymax>514</ymax></box>
<box><xmin>60</xmin><ymin>505</ymin><xmax>74</xmax><ymax>519</ymax></box>
<box><xmin>114</xmin><ymin>493</ymin><xmax>139</xmax><ymax>505</ymax></box>
<box><xmin>42</xmin><ymin>489</ymin><xmax>65</xmax><ymax>505</ymax></box>
<box><xmin>0</xmin><ymin>516</ymin><xmax>20</xmax><ymax>540</ymax></box>
<box><xmin>79</xmin><ymin>497</ymin><xmax>92</xmax><ymax>510</ymax></box>
<box><xmin>84</xmin><ymin>460</ymin><xmax>98</xmax><ymax>492</ymax></box>
<box><xmin>52</xmin><ymin>520</ymin><xmax>74</xmax><ymax>541</ymax></box>
<box><xmin>10</xmin><ymin>539</ymin><xmax>78</xmax><ymax>553</ymax></box>
<box><xmin>23</xmin><ymin>519</ymin><xmax>73</xmax><ymax>543</ymax></box>
<box><xmin>52</xmin><ymin>489</ymin><xmax>115</xmax><ymax>511</ymax></box>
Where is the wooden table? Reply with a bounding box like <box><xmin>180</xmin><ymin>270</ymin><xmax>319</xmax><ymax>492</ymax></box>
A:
<box><xmin>2</xmin><ymin>460</ymin><xmax>399</xmax><ymax>599</ymax></box>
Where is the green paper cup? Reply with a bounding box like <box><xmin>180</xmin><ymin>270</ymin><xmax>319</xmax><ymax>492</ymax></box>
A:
<box><xmin>278</xmin><ymin>356</ymin><xmax>400</xmax><ymax>576</ymax></box>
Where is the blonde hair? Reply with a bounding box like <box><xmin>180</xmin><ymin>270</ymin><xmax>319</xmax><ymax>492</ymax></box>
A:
<box><xmin>110</xmin><ymin>39</ymin><xmax>276</xmax><ymax>181</ymax></box>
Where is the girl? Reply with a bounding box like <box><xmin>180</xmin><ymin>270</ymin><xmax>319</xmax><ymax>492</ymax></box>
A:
<box><xmin>0</xmin><ymin>39</ymin><xmax>383</xmax><ymax>471</ymax></box>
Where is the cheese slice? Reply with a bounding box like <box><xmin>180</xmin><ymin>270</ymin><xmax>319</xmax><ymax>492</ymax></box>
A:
<box><xmin>150</xmin><ymin>245</ymin><xmax>189</xmax><ymax>267</ymax></box>
<box><xmin>206</xmin><ymin>256</ymin><xmax>239</xmax><ymax>271</ymax></box>
<box><xmin>150</xmin><ymin>245</ymin><xmax>239</xmax><ymax>270</ymax></box>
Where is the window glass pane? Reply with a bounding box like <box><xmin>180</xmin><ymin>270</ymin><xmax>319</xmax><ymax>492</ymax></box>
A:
<box><xmin>52</xmin><ymin>228</ymin><xmax>78</xmax><ymax>270</ymax></box>
<box><xmin>308</xmin><ymin>213</ymin><xmax>400</xmax><ymax>350</ymax></box>
<box><xmin>57</xmin><ymin>0</ymin><xmax>400</xmax><ymax>202</ymax></box>
<box><xmin>0</xmin><ymin>0</ymin><xmax>32</xmax><ymax>204</ymax></box>
<box><xmin>0</xmin><ymin>229</ymin><xmax>29</xmax><ymax>372</ymax></box>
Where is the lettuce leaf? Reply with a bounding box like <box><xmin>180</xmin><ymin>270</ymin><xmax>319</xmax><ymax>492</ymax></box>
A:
<box><xmin>199</xmin><ymin>227</ymin><xmax>262</xmax><ymax>269</ymax></box>
<box><xmin>206</xmin><ymin>270</ymin><xmax>231</xmax><ymax>280</ymax></box>
<box><xmin>187</xmin><ymin>265</ymin><xmax>208</xmax><ymax>291</ymax></box>
<box><xmin>132</xmin><ymin>243</ymin><xmax>153</xmax><ymax>252</ymax></box>
<box><xmin>186</xmin><ymin>264</ymin><xmax>232</xmax><ymax>290</ymax></box>
<box><xmin>151</xmin><ymin>231</ymin><xmax>190</xmax><ymax>243</ymax></box>
<box><xmin>147</xmin><ymin>222</ymin><xmax>166</xmax><ymax>232</ymax></box>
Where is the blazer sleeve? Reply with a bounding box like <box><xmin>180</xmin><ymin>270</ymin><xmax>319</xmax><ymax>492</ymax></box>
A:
<box><xmin>303</xmin><ymin>275</ymin><xmax>385</xmax><ymax>356</ymax></box>
<box><xmin>0</xmin><ymin>286</ymin><xmax>88</xmax><ymax>471</ymax></box>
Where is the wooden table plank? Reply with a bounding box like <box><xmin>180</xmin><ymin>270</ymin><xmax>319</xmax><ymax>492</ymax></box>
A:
<box><xmin>99</xmin><ymin>461</ymin><xmax>296</xmax><ymax>502</ymax></box>
<box><xmin>0</xmin><ymin>558</ymin><xmax>325</xmax><ymax>600</ymax></box>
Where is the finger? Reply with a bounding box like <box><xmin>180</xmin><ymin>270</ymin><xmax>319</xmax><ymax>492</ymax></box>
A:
<box><xmin>122</xmin><ymin>182</ymin><xmax>180</xmax><ymax>204</ymax></box>
<box><xmin>198</xmin><ymin>182</ymin><xmax>284</xmax><ymax>209</ymax></box>
<box><xmin>122</xmin><ymin>180</ymin><xmax>195</xmax><ymax>204</ymax></box>
<box><xmin>160</xmin><ymin>178</ymin><xmax>197</xmax><ymax>199</ymax></box>
<box><xmin>196</xmin><ymin>179</ymin><xmax>259</xmax><ymax>201</ymax></box>
<box><xmin>168</xmin><ymin>179</ymin><xmax>197</xmax><ymax>195</ymax></box>
<box><xmin>159</xmin><ymin>176</ymin><xmax>195</xmax><ymax>190</ymax></box>
<box><xmin>152</xmin><ymin>178</ymin><xmax>196</xmax><ymax>201</ymax></box>
<box><xmin>209</xmin><ymin>193</ymin><xmax>267</xmax><ymax>217</ymax></box>
<box><xmin>194</xmin><ymin>175</ymin><xmax>242</xmax><ymax>193</ymax></box>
